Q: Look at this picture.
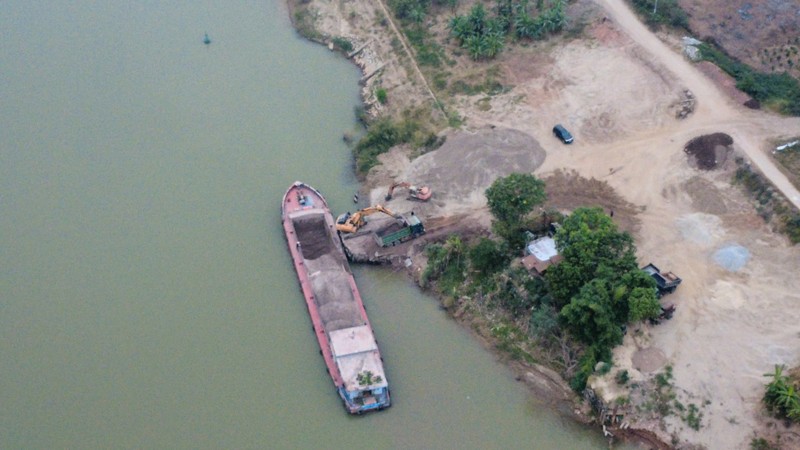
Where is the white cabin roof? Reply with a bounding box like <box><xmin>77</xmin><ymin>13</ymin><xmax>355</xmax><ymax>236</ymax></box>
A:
<box><xmin>526</xmin><ymin>236</ymin><xmax>558</xmax><ymax>261</ymax></box>
<box><xmin>329</xmin><ymin>325</ymin><xmax>387</xmax><ymax>392</ymax></box>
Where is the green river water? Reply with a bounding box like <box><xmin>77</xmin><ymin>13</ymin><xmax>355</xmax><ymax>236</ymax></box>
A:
<box><xmin>1</xmin><ymin>2</ymin><xmax>618</xmax><ymax>448</ymax></box>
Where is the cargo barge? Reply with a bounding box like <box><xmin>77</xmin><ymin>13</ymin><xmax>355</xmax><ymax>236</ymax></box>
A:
<box><xmin>281</xmin><ymin>181</ymin><xmax>391</xmax><ymax>414</ymax></box>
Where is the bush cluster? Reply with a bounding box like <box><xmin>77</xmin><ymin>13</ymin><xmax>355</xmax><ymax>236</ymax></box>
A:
<box><xmin>763</xmin><ymin>365</ymin><xmax>800</xmax><ymax>422</ymax></box>
<box><xmin>421</xmin><ymin>174</ymin><xmax>661</xmax><ymax>392</ymax></box>
<box><xmin>352</xmin><ymin>113</ymin><xmax>441</xmax><ymax>175</ymax></box>
<box><xmin>627</xmin><ymin>0</ymin><xmax>688</xmax><ymax>29</ymax></box>
<box><xmin>733</xmin><ymin>159</ymin><xmax>800</xmax><ymax>244</ymax></box>
<box><xmin>448</xmin><ymin>1</ymin><xmax>566</xmax><ymax>60</ymax></box>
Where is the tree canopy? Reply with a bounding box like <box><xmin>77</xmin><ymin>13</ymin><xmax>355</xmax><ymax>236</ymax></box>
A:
<box><xmin>485</xmin><ymin>173</ymin><xmax>546</xmax><ymax>224</ymax></box>
<box><xmin>546</xmin><ymin>207</ymin><xmax>637</xmax><ymax>306</ymax></box>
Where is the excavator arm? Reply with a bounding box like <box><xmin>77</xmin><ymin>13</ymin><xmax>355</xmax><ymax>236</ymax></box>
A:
<box><xmin>336</xmin><ymin>205</ymin><xmax>397</xmax><ymax>233</ymax></box>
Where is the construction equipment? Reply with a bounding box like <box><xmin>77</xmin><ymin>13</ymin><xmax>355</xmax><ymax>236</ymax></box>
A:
<box><xmin>384</xmin><ymin>182</ymin><xmax>432</xmax><ymax>202</ymax></box>
<box><xmin>374</xmin><ymin>213</ymin><xmax>425</xmax><ymax>247</ymax></box>
<box><xmin>336</xmin><ymin>205</ymin><xmax>397</xmax><ymax>233</ymax></box>
<box><xmin>641</xmin><ymin>263</ymin><xmax>682</xmax><ymax>297</ymax></box>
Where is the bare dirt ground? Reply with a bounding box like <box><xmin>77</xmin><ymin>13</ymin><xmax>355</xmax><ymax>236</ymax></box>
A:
<box><xmin>287</xmin><ymin>0</ymin><xmax>800</xmax><ymax>447</ymax></box>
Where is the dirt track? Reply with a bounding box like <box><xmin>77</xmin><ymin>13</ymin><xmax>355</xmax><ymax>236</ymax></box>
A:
<box><xmin>596</xmin><ymin>0</ymin><xmax>800</xmax><ymax>209</ymax></box>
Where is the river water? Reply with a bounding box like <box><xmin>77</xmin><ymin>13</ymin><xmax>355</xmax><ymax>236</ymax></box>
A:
<box><xmin>1</xmin><ymin>2</ymin><xmax>613</xmax><ymax>448</ymax></box>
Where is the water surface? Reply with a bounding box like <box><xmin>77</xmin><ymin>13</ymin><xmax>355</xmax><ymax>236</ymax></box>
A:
<box><xmin>1</xmin><ymin>2</ymin><xmax>612</xmax><ymax>448</ymax></box>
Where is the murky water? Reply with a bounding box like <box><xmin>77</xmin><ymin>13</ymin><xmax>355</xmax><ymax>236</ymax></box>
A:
<box><xmin>1</xmin><ymin>2</ymin><xmax>613</xmax><ymax>448</ymax></box>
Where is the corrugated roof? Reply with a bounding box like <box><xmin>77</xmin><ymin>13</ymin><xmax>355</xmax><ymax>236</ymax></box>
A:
<box><xmin>526</xmin><ymin>237</ymin><xmax>558</xmax><ymax>261</ymax></box>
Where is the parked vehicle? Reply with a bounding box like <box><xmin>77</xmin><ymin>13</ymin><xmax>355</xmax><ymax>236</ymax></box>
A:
<box><xmin>384</xmin><ymin>181</ymin><xmax>432</xmax><ymax>202</ymax></box>
<box><xmin>642</xmin><ymin>263</ymin><xmax>682</xmax><ymax>296</ymax></box>
<box><xmin>553</xmin><ymin>124</ymin><xmax>574</xmax><ymax>144</ymax></box>
<box><xmin>374</xmin><ymin>213</ymin><xmax>425</xmax><ymax>247</ymax></box>
<box><xmin>336</xmin><ymin>205</ymin><xmax>397</xmax><ymax>233</ymax></box>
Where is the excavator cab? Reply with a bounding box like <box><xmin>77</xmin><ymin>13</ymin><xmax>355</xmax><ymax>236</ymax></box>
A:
<box><xmin>385</xmin><ymin>181</ymin><xmax>432</xmax><ymax>202</ymax></box>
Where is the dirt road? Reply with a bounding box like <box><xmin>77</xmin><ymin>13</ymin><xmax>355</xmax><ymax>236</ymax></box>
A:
<box><xmin>596</xmin><ymin>0</ymin><xmax>800</xmax><ymax>209</ymax></box>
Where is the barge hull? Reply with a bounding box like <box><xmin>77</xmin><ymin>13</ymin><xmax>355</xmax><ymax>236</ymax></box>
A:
<box><xmin>281</xmin><ymin>181</ymin><xmax>390</xmax><ymax>413</ymax></box>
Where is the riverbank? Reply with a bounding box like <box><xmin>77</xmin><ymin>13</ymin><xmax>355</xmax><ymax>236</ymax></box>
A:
<box><xmin>285</xmin><ymin>0</ymin><xmax>800</xmax><ymax>448</ymax></box>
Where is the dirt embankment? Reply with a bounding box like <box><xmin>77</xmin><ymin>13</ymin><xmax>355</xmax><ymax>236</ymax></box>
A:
<box><xmin>287</xmin><ymin>0</ymin><xmax>800</xmax><ymax>448</ymax></box>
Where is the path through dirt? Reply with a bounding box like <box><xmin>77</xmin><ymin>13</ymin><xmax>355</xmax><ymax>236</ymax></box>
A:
<box><xmin>595</xmin><ymin>0</ymin><xmax>800</xmax><ymax>209</ymax></box>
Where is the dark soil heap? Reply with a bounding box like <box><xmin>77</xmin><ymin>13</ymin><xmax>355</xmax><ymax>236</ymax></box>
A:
<box><xmin>684</xmin><ymin>133</ymin><xmax>734</xmax><ymax>170</ymax></box>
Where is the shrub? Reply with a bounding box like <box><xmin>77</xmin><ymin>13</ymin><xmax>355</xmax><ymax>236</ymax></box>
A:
<box><xmin>763</xmin><ymin>364</ymin><xmax>800</xmax><ymax>422</ymax></box>
<box><xmin>331</xmin><ymin>36</ymin><xmax>354</xmax><ymax>53</ymax></box>
<box><xmin>353</xmin><ymin>119</ymin><xmax>414</xmax><ymax>174</ymax></box>
<box><xmin>469</xmin><ymin>238</ymin><xmax>506</xmax><ymax>276</ymax></box>
<box><xmin>375</xmin><ymin>88</ymin><xmax>388</xmax><ymax>104</ymax></box>
<box><xmin>699</xmin><ymin>43</ymin><xmax>800</xmax><ymax>116</ymax></box>
<box><xmin>627</xmin><ymin>0</ymin><xmax>688</xmax><ymax>30</ymax></box>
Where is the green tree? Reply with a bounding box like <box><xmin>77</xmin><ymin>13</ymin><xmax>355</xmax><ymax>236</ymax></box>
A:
<box><xmin>546</xmin><ymin>207</ymin><xmax>637</xmax><ymax>306</ymax></box>
<box><xmin>626</xmin><ymin>287</ymin><xmax>661</xmax><ymax>322</ymax></box>
<box><xmin>613</xmin><ymin>269</ymin><xmax>659</xmax><ymax>323</ymax></box>
<box><xmin>469</xmin><ymin>237</ymin><xmax>506</xmax><ymax>276</ymax></box>
<box><xmin>375</xmin><ymin>88</ymin><xmax>388</xmax><ymax>104</ymax></box>
<box><xmin>485</xmin><ymin>173</ymin><xmax>546</xmax><ymax>224</ymax></box>
<box><xmin>559</xmin><ymin>278</ymin><xmax>623</xmax><ymax>351</ymax></box>
<box><xmin>482</xmin><ymin>32</ymin><xmax>505</xmax><ymax>58</ymax></box>
<box><xmin>465</xmin><ymin>35</ymin><xmax>486</xmax><ymax>60</ymax></box>
<box><xmin>448</xmin><ymin>15</ymin><xmax>473</xmax><ymax>42</ymax></box>
<box><xmin>467</xmin><ymin>3</ymin><xmax>487</xmax><ymax>34</ymax></box>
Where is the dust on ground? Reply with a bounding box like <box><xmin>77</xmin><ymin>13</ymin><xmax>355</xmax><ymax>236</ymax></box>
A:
<box><xmin>289</xmin><ymin>0</ymin><xmax>800</xmax><ymax>447</ymax></box>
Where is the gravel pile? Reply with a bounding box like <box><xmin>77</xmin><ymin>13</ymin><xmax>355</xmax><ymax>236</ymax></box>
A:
<box><xmin>676</xmin><ymin>213</ymin><xmax>722</xmax><ymax>245</ymax></box>
<box><xmin>713</xmin><ymin>244</ymin><xmax>750</xmax><ymax>272</ymax></box>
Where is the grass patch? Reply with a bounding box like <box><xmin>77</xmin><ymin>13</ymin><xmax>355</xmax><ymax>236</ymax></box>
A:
<box><xmin>353</xmin><ymin>118</ymin><xmax>414</xmax><ymax>175</ymax></box>
<box><xmin>292</xmin><ymin>8</ymin><xmax>322</xmax><ymax>41</ymax></box>
<box><xmin>625</xmin><ymin>0</ymin><xmax>688</xmax><ymax>30</ymax></box>
<box><xmin>773</xmin><ymin>139</ymin><xmax>800</xmax><ymax>189</ymax></box>
<box><xmin>733</xmin><ymin>158</ymin><xmax>800</xmax><ymax>244</ymax></box>
<box><xmin>404</xmin><ymin>26</ymin><xmax>444</xmax><ymax>68</ymax></box>
<box><xmin>699</xmin><ymin>42</ymin><xmax>800</xmax><ymax>116</ymax></box>
<box><xmin>353</xmin><ymin>108</ymin><xmax>442</xmax><ymax>175</ymax></box>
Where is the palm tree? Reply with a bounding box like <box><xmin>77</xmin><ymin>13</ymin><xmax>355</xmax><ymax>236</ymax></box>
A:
<box><xmin>467</xmin><ymin>3</ymin><xmax>487</xmax><ymax>35</ymax></box>
<box><xmin>465</xmin><ymin>35</ymin><xmax>485</xmax><ymax>60</ymax></box>
<box><xmin>776</xmin><ymin>384</ymin><xmax>800</xmax><ymax>417</ymax></box>
<box><xmin>514</xmin><ymin>14</ymin><xmax>539</xmax><ymax>39</ymax></box>
<box><xmin>448</xmin><ymin>16</ymin><xmax>472</xmax><ymax>44</ymax></box>
<box><xmin>483</xmin><ymin>32</ymin><xmax>505</xmax><ymax>59</ymax></box>
<box><xmin>409</xmin><ymin>5</ymin><xmax>426</xmax><ymax>24</ymax></box>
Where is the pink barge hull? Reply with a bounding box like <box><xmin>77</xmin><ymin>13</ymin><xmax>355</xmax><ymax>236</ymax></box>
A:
<box><xmin>281</xmin><ymin>181</ymin><xmax>390</xmax><ymax>413</ymax></box>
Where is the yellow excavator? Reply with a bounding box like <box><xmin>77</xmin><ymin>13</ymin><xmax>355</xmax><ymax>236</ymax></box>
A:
<box><xmin>384</xmin><ymin>181</ymin><xmax>432</xmax><ymax>202</ymax></box>
<box><xmin>336</xmin><ymin>205</ymin><xmax>397</xmax><ymax>233</ymax></box>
